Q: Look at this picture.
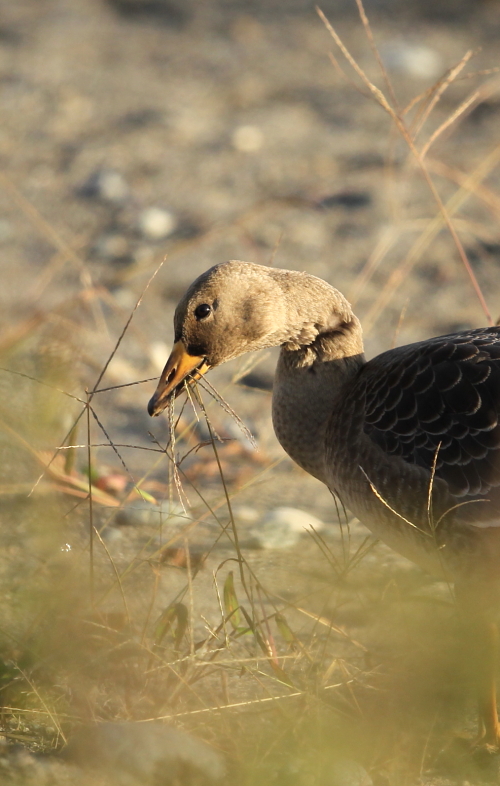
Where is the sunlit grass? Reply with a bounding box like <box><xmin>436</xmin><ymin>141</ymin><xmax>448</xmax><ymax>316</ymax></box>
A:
<box><xmin>0</xmin><ymin>2</ymin><xmax>500</xmax><ymax>784</ymax></box>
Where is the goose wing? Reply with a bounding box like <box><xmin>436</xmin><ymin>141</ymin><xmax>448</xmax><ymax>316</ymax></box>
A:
<box><xmin>359</xmin><ymin>326</ymin><xmax>500</xmax><ymax>503</ymax></box>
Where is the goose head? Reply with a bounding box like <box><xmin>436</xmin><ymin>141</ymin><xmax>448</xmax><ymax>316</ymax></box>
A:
<box><xmin>147</xmin><ymin>259</ymin><xmax>356</xmax><ymax>416</ymax></box>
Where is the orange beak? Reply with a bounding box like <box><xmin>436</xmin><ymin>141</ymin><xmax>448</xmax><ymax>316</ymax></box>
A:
<box><xmin>147</xmin><ymin>341</ymin><xmax>210</xmax><ymax>416</ymax></box>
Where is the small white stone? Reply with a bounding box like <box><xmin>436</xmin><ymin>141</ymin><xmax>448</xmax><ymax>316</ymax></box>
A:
<box><xmin>100</xmin><ymin>527</ymin><xmax>123</xmax><ymax>544</ymax></box>
<box><xmin>65</xmin><ymin>722</ymin><xmax>225</xmax><ymax>782</ymax></box>
<box><xmin>96</xmin><ymin>169</ymin><xmax>129</xmax><ymax>203</ymax></box>
<box><xmin>149</xmin><ymin>341</ymin><xmax>170</xmax><ymax>373</ymax></box>
<box><xmin>382</xmin><ymin>41</ymin><xmax>443</xmax><ymax>80</ymax></box>
<box><xmin>117</xmin><ymin>500</ymin><xmax>190</xmax><ymax>528</ymax></box>
<box><xmin>138</xmin><ymin>207</ymin><xmax>177</xmax><ymax>240</ymax></box>
<box><xmin>232</xmin><ymin>124</ymin><xmax>264</xmax><ymax>152</ymax></box>
<box><xmin>234</xmin><ymin>505</ymin><xmax>260</xmax><ymax>523</ymax></box>
<box><xmin>106</xmin><ymin>357</ymin><xmax>139</xmax><ymax>384</ymax></box>
<box><xmin>250</xmin><ymin>506</ymin><xmax>325</xmax><ymax>549</ymax></box>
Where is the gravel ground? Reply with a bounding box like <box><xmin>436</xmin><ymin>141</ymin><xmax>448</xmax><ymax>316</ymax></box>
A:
<box><xmin>1</xmin><ymin>0</ymin><xmax>500</xmax><ymax>784</ymax></box>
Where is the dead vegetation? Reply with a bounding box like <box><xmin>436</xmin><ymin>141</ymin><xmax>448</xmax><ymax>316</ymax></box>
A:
<box><xmin>1</xmin><ymin>2</ymin><xmax>500</xmax><ymax>784</ymax></box>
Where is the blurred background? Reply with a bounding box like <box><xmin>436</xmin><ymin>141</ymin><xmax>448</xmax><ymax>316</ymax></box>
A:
<box><xmin>1</xmin><ymin>0</ymin><xmax>500</xmax><ymax>784</ymax></box>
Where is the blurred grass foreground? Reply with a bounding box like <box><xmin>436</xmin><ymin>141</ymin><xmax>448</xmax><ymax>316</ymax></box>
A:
<box><xmin>1</xmin><ymin>0</ymin><xmax>500</xmax><ymax>784</ymax></box>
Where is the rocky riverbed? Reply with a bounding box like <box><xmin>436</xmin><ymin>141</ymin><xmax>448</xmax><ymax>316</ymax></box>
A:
<box><xmin>1</xmin><ymin>0</ymin><xmax>500</xmax><ymax>783</ymax></box>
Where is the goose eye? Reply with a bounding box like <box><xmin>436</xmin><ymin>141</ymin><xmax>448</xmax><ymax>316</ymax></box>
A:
<box><xmin>194</xmin><ymin>303</ymin><xmax>212</xmax><ymax>320</ymax></box>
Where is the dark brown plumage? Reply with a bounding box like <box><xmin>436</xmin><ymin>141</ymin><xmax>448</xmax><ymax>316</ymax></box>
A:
<box><xmin>148</xmin><ymin>260</ymin><xmax>500</xmax><ymax>744</ymax></box>
<box><xmin>362</xmin><ymin>330</ymin><xmax>500</xmax><ymax>501</ymax></box>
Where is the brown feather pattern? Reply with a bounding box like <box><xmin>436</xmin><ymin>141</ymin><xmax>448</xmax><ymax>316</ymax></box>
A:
<box><xmin>360</xmin><ymin>327</ymin><xmax>500</xmax><ymax>503</ymax></box>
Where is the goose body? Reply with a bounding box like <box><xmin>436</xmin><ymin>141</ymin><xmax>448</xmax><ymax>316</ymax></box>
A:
<box><xmin>274</xmin><ymin>323</ymin><xmax>500</xmax><ymax>576</ymax></box>
<box><xmin>148</xmin><ymin>260</ymin><xmax>500</xmax><ymax>741</ymax></box>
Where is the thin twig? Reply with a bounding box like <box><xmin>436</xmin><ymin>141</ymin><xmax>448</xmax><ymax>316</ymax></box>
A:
<box><xmin>93</xmin><ymin>525</ymin><xmax>131</xmax><ymax>624</ymax></box>
<box><xmin>91</xmin><ymin>258</ymin><xmax>166</xmax><ymax>394</ymax></box>
<box><xmin>411</xmin><ymin>50</ymin><xmax>474</xmax><ymax>141</ymax></box>
<box><xmin>89</xmin><ymin>404</ymin><xmax>151</xmax><ymax>501</ymax></box>
<box><xmin>354</xmin><ymin>0</ymin><xmax>399</xmax><ymax>111</ymax></box>
<box><xmin>420</xmin><ymin>89</ymin><xmax>481</xmax><ymax>159</ymax></box>
<box><xmin>86</xmin><ymin>390</ymin><xmax>94</xmax><ymax>607</ymax></box>
<box><xmin>359</xmin><ymin>466</ymin><xmax>430</xmax><ymax>536</ymax></box>
<box><xmin>197</xmin><ymin>376</ymin><xmax>257</xmax><ymax>448</ymax></box>
<box><xmin>192</xmin><ymin>387</ymin><xmax>251</xmax><ymax>601</ymax></box>
<box><xmin>317</xmin><ymin>4</ymin><xmax>493</xmax><ymax>325</ymax></box>
<box><xmin>15</xmin><ymin>667</ymin><xmax>67</xmax><ymax>744</ymax></box>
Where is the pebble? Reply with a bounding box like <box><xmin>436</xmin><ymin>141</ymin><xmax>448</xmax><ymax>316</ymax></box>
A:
<box><xmin>106</xmin><ymin>356</ymin><xmax>140</xmax><ymax>384</ymax></box>
<box><xmin>149</xmin><ymin>340</ymin><xmax>170</xmax><ymax>373</ymax></box>
<box><xmin>232</xmin><ymin>124</ymin><xmax>264</xmax><ymax>152</ymax></box>
<box><xmin>93</xmin><ymin>232</ymin><xmax>131</xmax><ymax>263</ymax></box>
<box><xmin>100</xmin><ymin>526</ymin><xmax>124</xmax><ymax>544</ymax></box>
<box><xmin>138</xmin><ymin>207</ymin><xmax>177</xmax><ymax>240</ymax></box>
<box><xmin>248</xmin><ymin>506</ymin><xmax>325</xmax><ymax>549</ymax></box>
<box><xmin>233</xmin><ymin>505</ymin><xmax>260</xmax><ymax>524</ymax></box>
<box><xmin>117</xmin><ymin>108</ymin><xmax>162</xmax><ymax>130</ymax></box>
<box><xmin>381</xmin><ymin>41</ymin><xmax>443</xmax><ymax>80</ymax></box>
<box><xmin>64</xmin><ymin>721</ymin><xmax>225</xmax><ymax>784</ymax></box>
<box><xmin>115</xmin><ymin>500</ymin><xmax>190</xmax><ymax>529</ymax></box>
<box><xmin>221</xmin><ymin>417</ymin><xmax>257</xmax><ymax>448</ymax></box>
<box><xmin>238</xmin><ymin>370</ymin><xmax>273</xmax><ymax>391</ymax></box>
<box><xmin>328</xmin><ymin>758</ymin><xmax>373</xmax><ymax>786</ymax></box>
<box><xmin>0</xmin><ymin>747</ymin><xmax>57</xmax><ymax>784</ymax></box>
<box><xmin>109</xmin><ymin>0</ymin><xmax>190</xmax><ymax>28</ymax></box>
<box><xmin>78</xmin><ymin>168</ymin><xmax>129</xmax><ymax>203</ymax></box>
<box><xmin>318</xmin><ymin>191</ymin><xmax>371</xmax><ymax>210</ymax></box>
<box><xmin>112</xmin><ymin>286</ymin><xmax>137</xmax><ymax>310</ymax></box>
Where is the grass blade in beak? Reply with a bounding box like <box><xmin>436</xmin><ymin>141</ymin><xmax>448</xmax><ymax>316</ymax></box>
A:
<box><xmin>148</xmin><ymin>341</ymin><xmax>209</xmax><ymax>416</ymax></box>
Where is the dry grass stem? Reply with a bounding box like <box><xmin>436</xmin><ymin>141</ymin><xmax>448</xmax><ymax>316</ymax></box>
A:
<box><xmin>318</xmin><ymin>2</ymin><xmax>493</xmax><ymax>325</ymax></box>
<box><xmin>1</xmin><ymin>3</ymin><xmax>499</xmax><ymax>780</ymax></box>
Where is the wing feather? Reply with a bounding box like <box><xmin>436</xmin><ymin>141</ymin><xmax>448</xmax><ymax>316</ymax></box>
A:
<box><xmin>359</xmin><ymin>326</ymin><xmax>500</xmax><ymax>508</ymax></box>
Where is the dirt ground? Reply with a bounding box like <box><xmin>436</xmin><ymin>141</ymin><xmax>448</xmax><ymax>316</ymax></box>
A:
<box><xmin>2</xmin><ymin>0</ymin><xmax>500</xmax><ymax>784</ymax></box>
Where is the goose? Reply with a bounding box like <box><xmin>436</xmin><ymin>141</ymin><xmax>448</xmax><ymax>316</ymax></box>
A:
<box><xmin>148</xmin><ymin>260</ymin><xmax>500</xmax><ymax>745</ymax></box>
